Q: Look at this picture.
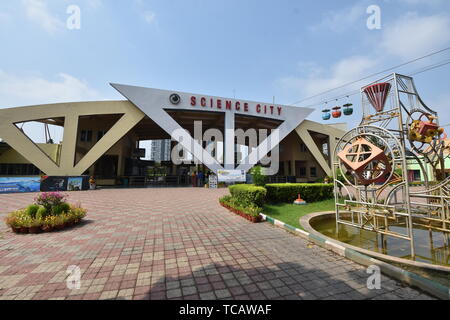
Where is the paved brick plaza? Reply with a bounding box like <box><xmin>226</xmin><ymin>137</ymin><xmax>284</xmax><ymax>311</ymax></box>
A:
<box><xmin>0</xmin><ymin>188</ymin><xmax>433</xmax><ymax>300</ymax></box>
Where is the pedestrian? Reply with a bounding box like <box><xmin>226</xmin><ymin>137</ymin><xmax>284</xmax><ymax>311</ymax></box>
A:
<box><xmin>191</xmin><ymin>171</ymin><xmax>197</xmax><ymax>188</ymax></box>
<box><xmin>198</xmin><ymin>171</ymin><xmax>204</xmax><ymax>187</ymax></box>
<box><xmin>89</xmin><ymin>176</ymin><xmax>96</xmax><ymax>190</ymax></box>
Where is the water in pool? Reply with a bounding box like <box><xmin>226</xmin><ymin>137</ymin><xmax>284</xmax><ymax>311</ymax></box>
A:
<box><xmin>311</xmin><ymin>217</ymin><xmax>450</xmax><ymax>268</ymax></box>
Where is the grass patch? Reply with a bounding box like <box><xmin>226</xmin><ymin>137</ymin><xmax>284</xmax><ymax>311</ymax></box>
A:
<box><xmin>262</xmin><ymin>199</ymin><xmax>335</xmax><ymax>230</ymax></box>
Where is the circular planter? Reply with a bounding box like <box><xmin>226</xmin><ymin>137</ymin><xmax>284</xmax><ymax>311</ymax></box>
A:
<box><xmin>11</xmin><ymin>226</ymin><xmax>21</xmax><ymax>234</ymax></box>
<box><xmin>29</xmin><ymin>227</ymin><xmax>41</xmax><ymax>234</ymax></box>
<box><xmin>41</xmin><ymin>225</ymin><xmax>54</xmax><ymax>232</ymax></box>
<box><xmin>19</xmin><ymin>227</ymin><xmax>29</xmax><ymax>234</ymax></box>
<box><xmin>11</xmin><ymin>221</ymin><xmax>82</xmax><ymax>234</ymax></box>
<box><xmin>54</xmin><ymin>224</ymin><xmax>66</xmax><ymax>231</ymax></box>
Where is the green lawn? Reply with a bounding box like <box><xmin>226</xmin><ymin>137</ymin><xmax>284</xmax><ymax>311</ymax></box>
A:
<box><xmin>262</xmin><ymin>198</ymin><xmax>335</xmax><ymax>230</ymax></box>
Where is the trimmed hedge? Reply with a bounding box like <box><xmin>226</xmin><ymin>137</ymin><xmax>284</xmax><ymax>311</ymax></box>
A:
<box><xmin>219</xmin><ymin>195</ymin><xmax>262</xmax><ymax>218</ymax></box>
<box><xmin>228</xmin><ymin>184</ymin><xmax>267</xmax><ymax>207</ymax></box>
<box><xmin>265</xmin><ymin>183</ymin><xmax>334</xmax><ymax>203</ymax></box>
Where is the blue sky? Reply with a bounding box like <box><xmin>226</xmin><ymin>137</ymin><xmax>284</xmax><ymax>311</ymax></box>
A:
<box><xmin>0</xmin><ymin>0</ymin><xmax>449</xmax><ymax>143</ymax></box>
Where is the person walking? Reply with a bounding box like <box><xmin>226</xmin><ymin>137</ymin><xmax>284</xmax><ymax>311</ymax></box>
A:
<box><xmin>197</xmin><ymin>171</ymin><xmax>204</xmax><ymax>187</ymax></box>
<box><xmin>191</xmin><ymin>171</ymin><xmax>197</xmax><ymax>188</ymax></box>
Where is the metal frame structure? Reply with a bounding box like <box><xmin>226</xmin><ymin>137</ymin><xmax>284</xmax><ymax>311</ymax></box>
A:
<box><xmin>333</xmin><ymin>73</ymin><xmax>450</xmax><ymax>259</ymax></box>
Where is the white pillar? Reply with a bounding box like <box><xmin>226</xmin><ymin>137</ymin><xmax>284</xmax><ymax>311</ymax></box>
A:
<box><xmin>224</xmin><ymin>112</ymin><xmax>235</xmax><ymax>170</ymax></box>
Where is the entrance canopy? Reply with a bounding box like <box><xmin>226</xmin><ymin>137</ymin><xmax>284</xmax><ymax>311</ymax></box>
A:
<box><xmin>112</xmin><ymin>84</ymin><xmax>314</xmax><ymax>173</ymax></box>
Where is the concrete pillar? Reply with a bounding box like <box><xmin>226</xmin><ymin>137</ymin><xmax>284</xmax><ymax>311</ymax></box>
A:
<box><xmin>224</xmin><ymin>112</ymin><xmax>235</xmax><ymax>170</ymax></box>
<box><xmin>291</xmin><ymin>159</ymin><xmax>296</xmax><ymax>178</ymax></box>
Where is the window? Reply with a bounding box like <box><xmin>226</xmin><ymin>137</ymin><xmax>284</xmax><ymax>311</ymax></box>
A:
<box><xmin>295</xmin><ymin>161</ymin><xmax>307</xmax><ymax>177</ymax></box>
<box><xmin>310</xmin><ymin>167</ymin><xmax>317</xmax><ymax>177</ymax></box>
<box><xmin>300</xmin><ymin>143</ymin><xmax>307</xmax><ymax>153</ymax></box>
<box><xmin>80</xmin><ymin>130</ymin><xmax>93</xmax><ymax>142</ymax></box>
<box><xmin>413</xmin><ymin>170</ymin><xmax>421</xmax><ymax>181</ymax></box>
<box><xmin>322</xmin><ymin>143</ymin><xmax>329</xmax><ymax>156</ymax></box>
<box><xmin>299</xmin><ymin>167</ymin><xmax>307</xmax><ymax>177</ymax></box>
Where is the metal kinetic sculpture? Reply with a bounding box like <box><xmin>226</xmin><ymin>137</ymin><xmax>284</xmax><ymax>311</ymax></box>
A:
<box><xmin>333</xmin><ymin>73</ymin><xmax>449</xmax><ymax>259</ymax></box>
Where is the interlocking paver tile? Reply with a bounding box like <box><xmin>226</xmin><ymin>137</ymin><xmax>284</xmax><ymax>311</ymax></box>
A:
<box><xmin>0</xmin><ymin>188</ymin><xmax>436</xmax><ymax>300</ymax></box>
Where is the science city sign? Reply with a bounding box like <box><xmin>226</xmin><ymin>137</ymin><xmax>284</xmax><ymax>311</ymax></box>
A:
<box><xmin>112</xmin><ymin>84</ymin><xmax>314</xmax><ymax>174</ymax></box>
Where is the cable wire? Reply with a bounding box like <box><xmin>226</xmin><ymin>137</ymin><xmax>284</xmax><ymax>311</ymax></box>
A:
<box><xmin>291</xmin><ymin>46</ymin><xmax>450</xmax><ymax>106</ymax></box>
<box><xmin>300</xmin><ymin>57</ymin><xmax>450</xmax><ymax>110</ymax></box>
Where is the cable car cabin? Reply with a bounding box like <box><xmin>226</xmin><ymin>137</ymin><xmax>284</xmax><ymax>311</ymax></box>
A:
<box><xmin>343</xmin><ymin>103</ymin><xmax>353</xmax><ymax>116</ymax></box>
<box><xmin>332</xmin><ymin>107</ymin><xmax>342</xmax><ymax>118</ymax></box>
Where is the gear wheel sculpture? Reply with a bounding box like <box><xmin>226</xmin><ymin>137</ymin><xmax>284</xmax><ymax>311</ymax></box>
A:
<box><xmin>333</xmin><ymin>73</ymin><xmax>449</xmax><ymax>260</ymax></box>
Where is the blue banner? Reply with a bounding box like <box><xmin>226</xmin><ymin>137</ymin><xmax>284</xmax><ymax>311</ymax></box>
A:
<box><xmin>0</xmin><ymin>177</ymin><xmax>41</xmax><ymax>194</ymax></box>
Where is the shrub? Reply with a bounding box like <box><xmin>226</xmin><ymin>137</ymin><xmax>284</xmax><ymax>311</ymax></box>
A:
<box><xmin>228</xmin><ymin>184</ymin><xmax>267</xmax><ymax>207</ymax></box>
<box><xmin>219</xmin><ymin>195</ymin><xmax>262</xmax><ymax>217</ymax></box>
<box><xmin>36</xmin><ymin>206</ymin><xmax>48</xmax><ymax>219</ymax></box>
<box><xmin>35</xmin><ymin>192</ymin><xmax>66</xmax><ymax>211</ymax></box>
<box><xmin>25</xmin><ymin>204</ymin><xmax>40</xmax><ymax>218</ymax></box>
<box><xmin>265</xmin><ymin>183</ymin><xmax>334</xmax><ymax>203</ymax></box>
<box><xmin>250</xmin><ymin>166</ymin><xmax>267</xmax><ymax>187</ymax></box>
<box><xmin>52</xmin><ymin>202</ymin><xmax>71</xmax><ymax>215</ymax></box>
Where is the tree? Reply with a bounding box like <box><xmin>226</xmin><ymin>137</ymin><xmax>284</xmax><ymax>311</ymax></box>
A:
<box><xmin>250</xmin><ymin>166</ymin><xmax>267</xmax><ymax>187</ymax></box>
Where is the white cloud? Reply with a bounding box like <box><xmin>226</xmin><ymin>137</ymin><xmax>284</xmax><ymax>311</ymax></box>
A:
<box><xmin>279</xmin><ymin>56</ymin><xmax>378</xmax><ymax>99</ymax></box>
<box><xmin>278</xmin><ymin>11</ymin><xmax>450</xmax><ymax>105</ymax></box>
<box><xmin>381</xmin><ymin>12</ymin><xmax>450</xmax><ymax>59</ymax></box>
<box><xmin>22</xmin><ymin>0</ymin><xmax>64</xmax><ymax>34</ymax></box>
<box><xmin>0</xmin><ymin>71</ymin><xmax>102</xmax><ymax>108</ymax></box>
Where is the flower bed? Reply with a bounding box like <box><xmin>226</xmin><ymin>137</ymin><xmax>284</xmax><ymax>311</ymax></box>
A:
<box><xmin>5</xmin><ymin>192</ymin><xmax>87</xmax><ymax>234</ymax></box>
<box><xmin>219</xmin><ymin>195</ymin><xmax>262</xmax><ymax>223</ymax></box>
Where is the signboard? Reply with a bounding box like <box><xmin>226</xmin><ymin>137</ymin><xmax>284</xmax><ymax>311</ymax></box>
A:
<box><xmin>217</xmin><ymin>170</ymin><xmax>246</xmax><ymax>183</ymax></box>
<box><xmin>209</xmin><ymin>175</ymin><xmax>218</xmax><ymax>189</ymax></box>
<box><xmin>40</xmin><ymin>176</ymin><xmax>90</xmax><ymax>192</ymax></box>
<box><xmin>67</xmin><ymin>177</ymin><xmax>83</xmax><ymax>191</ymax></box>
<box><xmin>0</xmin><ymin>177</ymin><xmax>41</xmax><ymax>194</ymax></box>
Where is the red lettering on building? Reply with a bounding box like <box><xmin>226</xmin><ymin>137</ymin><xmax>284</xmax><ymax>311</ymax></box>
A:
<box><xmin>185</xmin><ymin>95</ymin><xmax>283</xmax><ymax>117</ymax></box>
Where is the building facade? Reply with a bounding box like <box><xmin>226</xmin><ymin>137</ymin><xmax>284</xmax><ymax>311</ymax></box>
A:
<box><xmin>0</xmin><ymin>84</ymin><xmax>346</xmax><ymax>185</ymax></box>
<box><xmin>150</xmin><ymin>140</ymin><xmax>171</xmax><ymax>162</ymax></box>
